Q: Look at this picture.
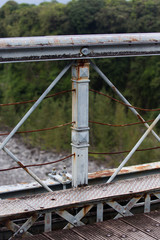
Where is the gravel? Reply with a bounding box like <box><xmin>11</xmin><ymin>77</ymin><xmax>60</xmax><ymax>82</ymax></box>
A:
<box><xmin>0</xmin><ymin>135</ymin><xmax>104</xmax><ymax>186</ymax></box>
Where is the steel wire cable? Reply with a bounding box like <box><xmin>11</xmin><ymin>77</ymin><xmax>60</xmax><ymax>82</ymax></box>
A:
<box><xmin>0</xmin><ymin>122</ymin><xmax>74</xmax><ymax>136</ymax></box>
<box><xmin>90</xmin><ymin>89</ymin><xmax>160</xmax><ymax>112</ymax></box>
<box><xmin>0</xmin><ymin>118</ymin><xmax>152</xmax><ymax>137</ymax></box>
<box><xmin>0</xmin><ymin>89</ymin><xmax>74</xmax><ymax>107</ymax></box>
<box><xmin>0</xmin><ymin>154</ymin><xmax>74</xmax><ymax>172</ymax></box>
<box><xmin>89</xmin><ymin>146</ymin><xmax>160</xmax><ymax>155</ymax></box>
<box><xmin>89</xmin><ymin>120</ymin><xmax>154</xmax><ymax>127</ymax></box>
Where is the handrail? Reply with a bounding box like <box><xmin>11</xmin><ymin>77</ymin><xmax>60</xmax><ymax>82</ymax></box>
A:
<box><xmin>1</xmin><ymin>33</ymin><xmax>160</xmax><ymax>63</ymax></box>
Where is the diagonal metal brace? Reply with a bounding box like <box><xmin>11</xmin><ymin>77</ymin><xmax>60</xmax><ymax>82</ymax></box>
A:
<box><xmin>55</xmin><ymin>205</ymin><xmax>93</xmax><ymax>229</ymax></box>
<box><xmin>56</xmin><ymin>210</ymin><xmax>85</xmax><ymax>228</ymax></box>
<box><xmin>5</xmin><ymin>220</ymin><xmax>32</xmax><ymax>237</ymax></box>
<box><xmin>3</xmin><ymin>147</ymin><xmax>53</xmax><ymax>192</ymax></box>
<box><xmin>107</xmin><ymin>114</ymin><xmax>160</xmax><ymax>183</ymax></box>
<box><xmin>106</xmin><ymin>196</ymin><xmax>141</xmax><ymax>219</ymax></box>
<box><xmin>90</xmin><ymin>60</ymin><xmax>160</xmax><ymax>143</ymax></box>
<box><xmin>8</xmin><ymin>213</ymin><xmax>40</xmax><ymax>240</ymax></box>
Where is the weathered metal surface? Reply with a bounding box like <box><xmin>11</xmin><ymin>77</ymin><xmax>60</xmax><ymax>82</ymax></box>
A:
<box><xmin>64</xmin><ymin>205</ymin><xmax>93</xmax><ymax>229</ymax></box>
<box><xmin>0</xmin><ymin>174</ymin><xmax>160</xmax><ymax>221</ymax></box>
<box><xmin>112</xmin><ymin>196</ymin><xmax>141</xmax><ymax>219</ymax></box>
<box><xmin>17</xmin><ymin>235</ymin><xmax>48</xmax><ymax>240</ymax></box>
<box><xmin>144</xmin><ymin>194</ymin><xmax>151</xmax><ymax>213</ymax></box>
<box><xmin>1</xmin><ymin>33</ymin><xmax>160</xmax><ymax>62</ymax></box>
<box><xmin>99</xmin><ymin>219</ymin><xmax>155</xmax><ymax>240</ymax></box>
<box><xmin>44</xmin><ymin>229</ymin><xmax>85</xmax><ymax>240</ymax></box>
<box><xmin>145</xmin><ymin>209</ymin><xmax>160</xmax><ymax>222</ymax></box>
<box><xmin>72</xmin><ymin>224</ymin><xmax>120</xmax><ymax>240</ymax></box>
<box><xmin>88</xmin><ymin>161</ymin><xmax>160</xmax><ymax>179</ymax></box>
<box><xmin>44</xmin><ymin>213</ymin><xmax>52</xmax><ymax>232</ymax></box>
<box><xmin>71</xmin><ymin>61</ymin><xmax>89</xmax><ymax>187</ymax></box>
<box><xmin>5</xmin><ymin>220</ymin><xmax>32</xmax><ymax>237</ymax></box>
<box><xmin>97</xmin><ymin>203</ymin><xmax>103</xmax><ymax>222</ymax></box>
<box><xmin>122</xmin><ymin>213</ymin><xmax>160</xmax><ymax>239</ymax></box>
<box><xmin>0</xmin><ymin>161</ymin><xmax>159</xmax><ymax>197</ymax></box>
<box><xmin>15</xmin><ymin>211</ymin><xmax>160</xmax><ymax>240</ymax></box>
<box><xmin>9</xmin><ymin>214</ymin><xmax>40</xmax><ymax>239</ymax></box>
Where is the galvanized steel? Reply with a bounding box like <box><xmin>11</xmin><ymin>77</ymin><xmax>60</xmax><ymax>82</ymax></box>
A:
<box><xmin>1</xmin><ymin>174</ymin><xmax>160</xmax><ymax>221</ymax></box>
<box><xmin>1</xmin><ymin>33</ymin><xmax>160</xmax><ymax>62</ymax></box>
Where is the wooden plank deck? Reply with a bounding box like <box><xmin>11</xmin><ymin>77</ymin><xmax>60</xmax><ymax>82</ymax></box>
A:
<box><xmin>18</xmin><ymin>210</ymin><xmax>160</xmax><ymax>240</ymax></box>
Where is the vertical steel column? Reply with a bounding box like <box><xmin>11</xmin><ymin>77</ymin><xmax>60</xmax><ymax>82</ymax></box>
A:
<box><xmin>71</xmin><ymin>60</ymin><xmax>90</xmax><ymax>187</ymax></box>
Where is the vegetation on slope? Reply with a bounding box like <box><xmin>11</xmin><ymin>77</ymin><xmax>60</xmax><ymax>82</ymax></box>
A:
<box><xmin>0</xmin><ymin>0</ymin><xmax>160</xmax><ymax>167</ymax></box>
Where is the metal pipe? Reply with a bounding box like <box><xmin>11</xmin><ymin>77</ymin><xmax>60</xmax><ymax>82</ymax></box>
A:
<box><xmin>1</xmin><ymin>33</ymin><xmax>160</xmax><ymax>62</ymax></box>
<box><xmin>0</xmin><ymin>62</ymin><xmax>73</xmax><ymax>150</ymax></box>
<box><xmin>3</xmin><ymin>147</ymin><xmax>53</xmax><ymax>192</ymax></box>
<box><xmin>1</xmin><ymin>33</ymin><xmax>160</xmax><ymax>48</ymax></box>
<box><xmin>107</xmin><ymin>114</ymin><xmax>160</xmax><ymax>183</ymax></box>
<box><xmin>90</xmin><ymin>61</ymin><xmax>160</xmax><ymax>142</ymax></box>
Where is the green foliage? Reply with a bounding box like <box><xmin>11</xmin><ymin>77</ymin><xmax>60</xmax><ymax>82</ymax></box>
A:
<box><xmin>0</xmin><ymin>0</ymin><xmax>160</xmax><ymax>167</ymax></box>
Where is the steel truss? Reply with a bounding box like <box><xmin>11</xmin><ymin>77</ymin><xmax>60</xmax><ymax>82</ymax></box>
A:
<box><xmin>1</xmin><ymin>183</ymin><xmax>159</xmax><ymax>238</ymax></box>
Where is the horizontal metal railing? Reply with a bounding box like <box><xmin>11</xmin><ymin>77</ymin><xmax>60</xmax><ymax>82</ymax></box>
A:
<box><xmin>1</xmin><ymin>33</ymin><xmax>160</xmax><ymax>63</ymax></box>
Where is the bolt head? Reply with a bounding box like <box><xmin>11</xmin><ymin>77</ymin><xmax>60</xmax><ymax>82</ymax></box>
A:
<box><xmin>81</xmin><ymin>48</ymin><xmax>90</xmax><ymax>56</ymax></box>
<box><xmin>19</xmin><ymin>229</ymin><xmax>24</xmax><ymax>234</ymax></box>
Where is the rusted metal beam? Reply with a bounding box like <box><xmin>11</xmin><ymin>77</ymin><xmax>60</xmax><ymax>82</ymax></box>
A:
<box><xmin>1</xmin><ymin>33</ymin><xmax>160</xmax><ymax>63</ymax></box>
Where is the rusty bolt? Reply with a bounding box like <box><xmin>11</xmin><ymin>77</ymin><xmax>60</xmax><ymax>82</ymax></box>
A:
<box><xmin>52</xmin><ymin>168</ymin><xmax>56</xmax><ymax>175</ymax></box>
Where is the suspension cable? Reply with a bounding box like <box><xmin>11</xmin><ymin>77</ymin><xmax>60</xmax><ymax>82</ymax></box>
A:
<box><xmin>90</xmin><ymin>89</ymin><xmax>160</xmax><ymax>112</ymax></box>
<box><xmin>0</xmin><ymin>154</ymin><xmax>74</xmax><ymax>172</ymax></box>
<box><xmin>0</xmin><ymin>122</ymin><xmax>74</xmax><ymax>136</ymax></box>
<box><xmin>89</xmin><ymin>146</ymin><xmax>160</xmax><ymax>155</ymax></box>
<box><xmin>0</xmin><ymin>89</ymin><xmax>74</xmax><ymax>107</ymax></box>
<box><xmin>89</xmin><ymin>119</ymin><xmax>154</xmax><ymax>127</ymax></box>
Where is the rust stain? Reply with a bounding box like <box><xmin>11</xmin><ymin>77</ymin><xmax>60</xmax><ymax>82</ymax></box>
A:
<box><xmin>137</xmin><ymin>114</ymin><xmax>144</xmax><ymax>122</ymax></box>
<box><xmin>88</xmin><ymin>163</ymin><xmax>160</xmax><ymax>179</ymax></box>
<box><xmin>83</xmin><ymin>205</ymin><xmax>91</xmax><ymax>216</ymax></box>
<box><xmin>134</xmin><ymin>165</ymin><xmax>150</xmax><ymax>170</ymax></box>
<box><xmin>17</xmin><ymin>161</ymin><xmax>29</xmax><ymax>174</ymax></box>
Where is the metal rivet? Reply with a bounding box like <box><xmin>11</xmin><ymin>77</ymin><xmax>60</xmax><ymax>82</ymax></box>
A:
<box><xmin>121</xmin><ymin>235</ymin><xmax>127</xmax><ymax>238</ymax></box>
<box><xmin>51</xmin><ymin>198</ymin><xmax>56</xmax><ymax>201</ymax></box>
<box><xmin>146</xmin><ymin>229</ymin><xmax>151</xmax><ymax>232</ymax></box>
<box><xmin>106</xmin><ymin>233</ymin><xmax>111</xmax><ymax>237</ymax></box>
<box><xmin>73</xmin><ymin>219</ymin><xmax>77</xmax><ymax>225</ymax></box>
<box><xmin>156</xmin><ymin>223</ymin><xmax>160</xmax><ymax>227</ymax></box>
<box><xmin>24</xmin><ymin>209</ymin><xmax>28</xmax><ymax>211</ymax></box>
<box><xmin>19</xmin><ymin>229</ymin><xmax>24</xmax><ymax>234</ymax></box>
<box><xmin>40</xmin><ymin>206</ymin><xmax>44</xmax><ymax>209</ymax></box>
<box><xmin>132</xmin><ymin>228</ymin><xmax>137</xmax><ymax>232</ymax></box>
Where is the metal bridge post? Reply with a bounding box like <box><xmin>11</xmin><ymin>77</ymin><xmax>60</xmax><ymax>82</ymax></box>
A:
<box><xmin>71</xmin><ymin>60</ymin><xmax>90</xmax><ymax>187</ymax></box>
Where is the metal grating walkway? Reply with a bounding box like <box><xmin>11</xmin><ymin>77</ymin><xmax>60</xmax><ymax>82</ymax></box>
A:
<box><xmin>17</xmin><ymin>210</ymin><xmax>160</xmax><ymax>240</ymax></box>
<box><xmin>1</xmin><ymin>174</ymin><xmax>160</xmax><ymax>221</ymax></box>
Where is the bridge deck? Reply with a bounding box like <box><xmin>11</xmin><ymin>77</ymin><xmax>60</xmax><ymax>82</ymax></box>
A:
<box><xmin>0</xmin><ymin>174</ymin><xmax>160</xmax><ymax>221</ymax></box>
<box><xmin>18</xmin><ymin>210</ymin><xmax>160</xmax><ymax>240</ymax></box>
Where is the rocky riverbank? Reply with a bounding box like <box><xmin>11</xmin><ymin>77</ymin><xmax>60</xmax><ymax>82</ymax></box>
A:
<box><xmin>0</xmin><ymin>135</ymin><xmax>104</xmax><ymax>186</ymax></box>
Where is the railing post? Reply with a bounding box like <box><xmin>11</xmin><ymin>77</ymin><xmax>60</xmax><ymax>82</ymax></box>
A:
<box><xmin>71</xmin><ymin>60</ymin><xmax>90</xmax><ymax>187</ymax></box>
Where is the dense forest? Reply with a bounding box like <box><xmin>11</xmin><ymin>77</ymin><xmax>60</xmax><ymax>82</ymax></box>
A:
<box><xmin>0</xmin><ymin>0</ymin><xmax>160</xmax><ymax>168</ymax></box>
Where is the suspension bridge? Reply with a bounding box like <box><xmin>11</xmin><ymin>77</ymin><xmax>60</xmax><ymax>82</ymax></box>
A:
<box><xmin>0</xmin><ymin>33</ymin><xmax>160</xmax><ymax>239</ymax></box>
